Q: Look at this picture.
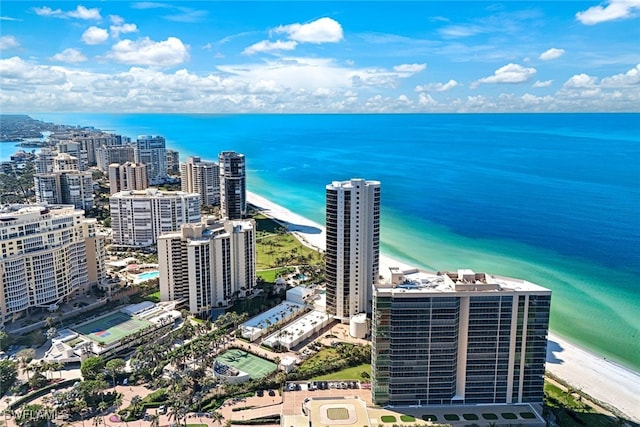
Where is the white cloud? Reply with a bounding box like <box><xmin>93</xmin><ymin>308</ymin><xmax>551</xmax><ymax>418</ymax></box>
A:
<box><xmin>34</xmin><ymin>5</ymin><xmax>101</xmax><ymax>20</ymax></box>
<box><xmin>576</xmin><ymin>0</ymin><xmax>640</xmax><ymax>25</ymax></box>
<box><xmin>110</xmin><ymin>23</ymin><xmax>138</xmax><ymax>38</ymax></box>
<box><xmin>418</xmin><ymin>93</ymin><xmax>437</xmax><ymax>105</ymax></box>
<box><xmin>81</xmin><ymin>27</ymin><xmax>109</xmax><ymax>45</ymax></box>
<box><xmin>274</xmin><ymin>17</ymin><xmax>343</xmax><ymax>43</ymax></box>
<box><xmin>0</xmin><ymin>35</ymin><xmax>20</xmax><ymax>50</ymax></box>
<box><xmin>243</xmin><ymin>40</ymin><xmax>298</xmax><ymax>55</ymax></box>
<box><xmin>107</xmin><ymin>37</ymin><xmax>190</xmax><ymax>67</ymax></box>
<box><xmin>2</xmin><ymin>56</ymin><xmax>639</xmax><ymax>113</ymax></box>
<box><xmin>416</xmin><ymin>79</ymin><xmax>459</xmax><ymax>92</ymax></box>
<box><xmin>393</xmin><ymin>63</ymin><xmax>427</xmax><ymax>73</ymax></box>
<box><xmin>110</xmin><ymin>15</ymin><xmax>124</xmax><ymax>25</ymax></box>
<box><xmin>563</xmin><ymin>73</ymin><xmax>598</xmax><ymax>88</ymax></box>
<box><xmin>1</xmin><ymin>16</ymin><xmax>21</xmax><ymax>21</ymax></box>
<box><xmin>601</xmin><ymin>64</ymin><xmax>640</xmax><ymax>87</ymax></box>
<box><xmin>68</xmin><ymin>5</ymin><xmax>101</xmax><ymax>20</ymax></box>
<box><xmin>474</xmin><ymin>63</ymin><xmax>537</xmax><ymax>87</ymax></box>
<box><xmin>533</xmin><ymin>80</ymin><xmax>553</xmax><ymax>88</ymax></box>
<box><xmin>50</xmin><ymin>48</ymin><xmax>88</xmax><ymax>63</ymax></box>
<box><xmin>539</xmin><ymin>48</ymin><xmax>566</xmax><ymax>61</ymax></box>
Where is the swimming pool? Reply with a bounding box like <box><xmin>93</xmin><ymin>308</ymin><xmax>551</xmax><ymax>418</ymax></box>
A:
<box><xmin>137</xmin><ymin>271</ymin><xmax>159</xmax><ymax>281</ymax></box>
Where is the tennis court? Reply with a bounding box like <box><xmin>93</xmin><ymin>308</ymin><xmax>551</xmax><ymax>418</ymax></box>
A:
<box><xmin>216</xmin><ymin>349</ymin><xmax>277</xmax><ymax>379</ymax></box>
<box><xmin>74</xmin><ymin>311</ymin><xmax>153</xmax><ymax>345</ymax></box>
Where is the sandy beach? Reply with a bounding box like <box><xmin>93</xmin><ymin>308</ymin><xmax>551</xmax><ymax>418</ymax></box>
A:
<box><xmin>247</xmin><ymin>190</ymin><xmax>640</xmax><ymax>423</ymax></box>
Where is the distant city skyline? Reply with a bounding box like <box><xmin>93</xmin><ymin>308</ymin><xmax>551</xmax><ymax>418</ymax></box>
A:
<box><xmin>1</xmin><ymin>1</ymin><xmax>639</xmax><ymax>113</ymax></box>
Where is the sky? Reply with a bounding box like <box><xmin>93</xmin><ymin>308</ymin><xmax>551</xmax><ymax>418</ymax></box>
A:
<box><xmin>0</xmin><ymin>1</ymin><xmax>639</xmax><ymax>113</ymax></box>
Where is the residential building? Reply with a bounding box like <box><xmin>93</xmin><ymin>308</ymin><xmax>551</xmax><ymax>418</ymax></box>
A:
<box><xmin>134</xmin><ymin>135</ymin><xmax>167</xmax><ymax>185</ymax></box>
<box><xmin>108</xmin><ymin>162</ymin><xmax>148</xmax><ymax>195</ymax></box>
<box><xmin>95</xmin><ymin>144</ymin><xmax>136</xmax><ymax>172</ymax></box>
<box><xmin>33</xmin><ymin>153</ymin><xmax>94</xmax><ymax>210</ymax></box>
<box><xmin>0</xmin><ymin>204</ymin><xmax>106</xmax><ymax>326</ymax></box>
<box><xmin>34</xmin><ymin>148</ymin><xmax>57</xmax><ymax>174</ymax></box>
<box><xmin>166</xmin><ymin>149</ymin><xmax>180</xmax><ymax>174</ymax></box>
<box><xmin>180</xmin><ymin>156</ymin><xmax>220</xmax><ymax>207</ymax></box>
<box><xmin>158</xmin><ymin>217</ymin><xmax>256</xmax><ymax>315</ymax></box>
<box><xmin>325</xmin><ymin>178</ymin><xmax>380</xmax><ymax>322</ymax></box>
<box><xmin>372</xmin><ymin>268</ymin><xmax>551</xmax><ymax>407</ymax></box>
<box><xmin>218</xmin><ymin>151</ymin><xmax>246</xmax><ymax>219</ymax></box>
<box><xmin>57</xmin><ymin>140</ymin><xmax>88</xmax><ymax>171</ymax></box>
<box><xmin>109</xmin><ymin>189</ymin><xmax>200</xmax><ymax>248</ymax></box>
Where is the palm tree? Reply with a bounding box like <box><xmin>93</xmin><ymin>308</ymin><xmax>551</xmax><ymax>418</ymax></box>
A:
<box><xmin>211</xmin><ymin>411</ymin><xmax>223</xmax><ymax>427</ymax></box>
<box><xmin>150</xmin><ymin>414</ymin><xmax>160</xmax><ymax>427</ymax></box>
<box><xmin>130</xmin><ymin>395</ymin><xmax>142</xmax><ymax>414</ymax></box>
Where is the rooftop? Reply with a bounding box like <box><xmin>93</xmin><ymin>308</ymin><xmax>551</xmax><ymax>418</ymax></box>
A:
<box><xmin>378</xmin><ymin>267</ymin><xmax>551</xmax><ymax>295</ymax></box>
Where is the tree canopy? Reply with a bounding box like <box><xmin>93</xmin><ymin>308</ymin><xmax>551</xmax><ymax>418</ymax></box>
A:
<box><xmin>81</xmin><ymin>356</ymin><xmax>105</xmax><ymax>380</ymax></box>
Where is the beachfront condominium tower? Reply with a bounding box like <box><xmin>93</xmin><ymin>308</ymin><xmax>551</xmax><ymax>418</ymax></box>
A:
<box><xmin>0</xmin><ymin>204</ymin><xmax>106</xmax><ymax>327</ymax></box>
<box><xmin>219</xmin><ymin>151</ymin><xmax>246</xmax><ymax>219</ymax></box>
<box><xmin>134</xmin><ymin>135</ymin><xmax>167</xmax><ymax>185</ymax></box>
<box><xmin>180</xmin><ymin>156</ymin><xmax>220</xmax><ymax>207</ymax></box>
<box><xmin>158</xmin><ymin>217</ymin><xmax>256</xmax><ymax>315</ymax></box>
<box><xmin>108</xmin><ymin>162</ymin><xmax>149</xmax><ymax>195</ymax></box>
<box><xmin>109</xmin><ymin>189</ymin><xmax>201</xmax><ymax>248</ymax></box>
<box><xmin>325</xmin><ymin>178</ymin><xmax>381</xmax><ymax>322</ymax></box>
<box><xmin>372</xmin><ymin>268</ymin><xmax>551</xmax><ymax>407</ymax></box>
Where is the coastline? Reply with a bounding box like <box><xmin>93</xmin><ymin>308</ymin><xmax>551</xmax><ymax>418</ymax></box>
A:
<box><xmin>247</xmin><ymin>190</ymin><xmax>640</xmax><ymax>423</ymax></box>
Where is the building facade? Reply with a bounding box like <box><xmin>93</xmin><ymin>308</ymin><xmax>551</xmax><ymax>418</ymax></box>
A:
<box><xmin>180</xmin><ymin>156</ymin><xmax>220</xmax><ymax>207</ymax></box>
<box><xmin>0</xmin><ymin>205</ymin><xmax>106</xmax><ymax>326</ymax></box>
<box><xmin>109</xmin><ymin>189</ymin><xmax>201</xmax><ymax>248</ymax></box>
<box><xmin>325</xmin><ymin>178</ymin><xmax>380</xmax><ymax>322</ymax></box>
<box><xmin>134</xmin><ymin>135</ymin><xmax>167</xmax><ymax>185</ymax></box>
<box><xmin>108</xmin><ymin>162</ymin><xmax>148</xmax><ymax>195</ymax></box>
<box><xmin>158</xmin><ymin>217</ymin><xmax>256</xmax><ymax>314</ymax></box>
<box><xmin>166</xmin><ymin>149</ymin><xmax>180</xmax><ymax>174</ymax></box>
<box><xmin>33</xmin><ymin>153</ymin><xmax>94</xmax><ymax>210</ymax></box>
<box><xmin>219</xmin><ymin>151</ymin><xmax>246</xmax><ymax>219</ymax></box>
<box><xmin>95</xmin><ymin>145</ymin><xmax>136</xmax><ymax>172</ymax></box>
<box><xmin>372</xmin><ymin>268</ymin><xmax>551</xmax><ymax>407</ymax></box>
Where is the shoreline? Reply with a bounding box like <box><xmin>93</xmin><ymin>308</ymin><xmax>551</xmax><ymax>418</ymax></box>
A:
<box><xmin>247</xmin><ymin>190</ymin><xmax>640</xmax><ymax>423</ymax></box>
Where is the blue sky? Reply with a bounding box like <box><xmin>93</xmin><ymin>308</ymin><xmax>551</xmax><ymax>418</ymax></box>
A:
<box><xmin>1</xmin><ymin>1</ymin><xmax>639</xmax><ymax>112</ymax></box>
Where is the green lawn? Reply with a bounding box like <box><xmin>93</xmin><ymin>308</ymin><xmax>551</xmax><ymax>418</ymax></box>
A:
<box><xmin>544</xmin><ymin>381</ymin><xmax>628</xmax><ymax>427</ymax></box>
<box><xmin>253</xmin><ymin>213</ymin><xmax>322</xmax><ymax>270</ymax></box>
<box><xmin>311</xmin><ymin>364</ymin><xmax>371</xmax><ymax>381</ymax></box>
<box><xmin>145</xmin><ymin>291</ymin><xmax>161</xmax><ymax>303</ymax></box>
<box><xmin>297</xmin><ymin>348</ymin><xmax>339</xmax><ymax>376</ymax></box>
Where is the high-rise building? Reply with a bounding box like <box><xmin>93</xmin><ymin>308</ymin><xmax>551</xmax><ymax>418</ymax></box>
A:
<box><xmin>57</xmin><ymin>140</ymin><xmax>89</xmax><ymax>171</ymax></box>
<box><xmin>218</xmin><ymin>151</ymin><xmax>246</xmax><ymax>219</ymax></box>
<box><xmin>95</xmin><ymin>145</ymin><xmax>136</xmax><ymax>172</ymax></box>
<box><xmin>372</xmin><ymin>268</ymin><xmax>551</xmax><ymax>407</ymax></box>
<box><xmin>0</xmin><ymin>204</ymin><xmax>106</xmax><ymax>326</ymax></box>
<box><xmin>34</xmin><ymin>148</ymin><xmax>57</xmax><ymax>174</ymax></box>
<box><xmin>135</xmin><ymin>135</ymin><xmax>167</xmax><ymax>185</ymax></box>
<box><xmin>109</xmin><ymin>189</ymin><xmax>200</xmax><ymax>248</ymax></box>
<box><xmin>180</xmin><ymin>156</ymin><xmax>220</xmax><ymax>207</ymax></box>
<box><xmin>33</xmin><ymin>153</ymin><xmax>94</xmax><ymax>210</ymax></box>
<box><xmin>108</xmin><ymin>162</ymin><xmax>148</xmax><ymax>195</ymax></box>
<box><xmin>166</xmin><ymin>149</ymin><xmax>180</xmax><ymax>174</ymax></box>
<box><xmin>158</xmin><ymin>217</ymin><xmax>256</xmax><ymax>315</ymax></box>
<box><xmin>325</xmin><ymin>178</ymin><xmax>380</xmax><ymax>322</ymax></box>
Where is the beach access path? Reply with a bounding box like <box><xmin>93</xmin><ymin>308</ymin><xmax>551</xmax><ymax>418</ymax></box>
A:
<box><xmin>247</xmin><ymin>190</ymin><xmax>640</xmax><ymax>423</ymax></box>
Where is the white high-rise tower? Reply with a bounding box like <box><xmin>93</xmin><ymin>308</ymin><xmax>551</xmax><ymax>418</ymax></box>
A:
<box><xmin>325</xmin><ymin>178</ymin><xmax>380</xmax><ymax>322</ymax></box>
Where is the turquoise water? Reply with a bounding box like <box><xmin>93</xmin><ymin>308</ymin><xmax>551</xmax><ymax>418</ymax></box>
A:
<box><xmin>24</xmin><ymin>113</ymin><xmax>640</xmax><ymax>371</ymax></box>
<box><xmin>137</xmin><ymin>271</ymin><xmax>159</xmax><ymax>281</ymax></box>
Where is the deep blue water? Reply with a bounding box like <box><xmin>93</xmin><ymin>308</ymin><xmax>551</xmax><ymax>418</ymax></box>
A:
<box><xmin>8</xmin><ymin>113</ymin><xmax>640</xmax><ymax>370</ymax></box>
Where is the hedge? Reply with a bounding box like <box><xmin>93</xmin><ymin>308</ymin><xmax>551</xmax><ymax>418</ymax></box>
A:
<box><xmin>8</xmin><ymin>378</ymin><xmax>80</xmax><ymax>410</ymax></box>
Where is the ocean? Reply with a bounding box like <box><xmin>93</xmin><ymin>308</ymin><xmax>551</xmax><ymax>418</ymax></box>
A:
<box><xmin>4</xmin><ymin>113</ymin><xmax>639</xmax><ymax>371</ymax></box>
